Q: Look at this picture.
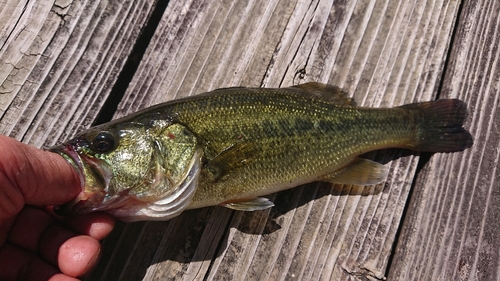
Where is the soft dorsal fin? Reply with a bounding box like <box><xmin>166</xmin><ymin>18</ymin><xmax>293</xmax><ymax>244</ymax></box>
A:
<box><xmin>290</xmin><ymin>82</ymin><xmax>356</xmax><ymax>106</ymax></box>
<box><xmin>204</xmin><ymin>141</ymin><xmax>258</xmax><ymax>182</ymax></box>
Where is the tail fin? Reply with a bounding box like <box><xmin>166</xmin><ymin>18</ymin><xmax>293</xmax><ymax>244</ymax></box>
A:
<box><xmin>400</xmin><ymin>99</ymin><xmax>473</xmax><ymax>152</ymax></box>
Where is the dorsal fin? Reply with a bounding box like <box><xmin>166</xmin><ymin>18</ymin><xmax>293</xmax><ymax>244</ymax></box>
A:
<box><xmin>290</xmin><ymin>82</ymin><xmax>356</xmax><ymax>106</ymax></box>
<box><xmin>210</xmin><ymin>86</ymin><xmax>246</xmax><ymax>92</ymax></box>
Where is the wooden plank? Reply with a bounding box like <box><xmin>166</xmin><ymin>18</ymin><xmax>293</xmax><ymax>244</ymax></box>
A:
<box><xmin>84</xmin><ymin>1</ymin><xmax>464</xmax><ymax>280</ymax></box>
<box><xmin>0</xmin><ymin>0</ymin><xmax>157</xmax><ymax>147</ymax></box>
<box><xmin>388</xmin><ymin>0</ymin><xmax>500</xmax><ymax>280</ymax></box>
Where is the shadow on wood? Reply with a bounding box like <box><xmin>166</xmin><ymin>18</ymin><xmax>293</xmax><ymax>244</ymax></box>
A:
<box><xmin>92</xmin><ymin>147</ymin><xmax>424</xmax><ymax>280</ymax></box>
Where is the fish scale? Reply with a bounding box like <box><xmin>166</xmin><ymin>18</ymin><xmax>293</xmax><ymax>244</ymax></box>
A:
<box><xmin>50</xmin><ymin>83</ymin><xmax>473</xmax><ymax>221</ymax></box>
<box><xmin>160</xmin><ymin>90</ymin><xmax>423</xmax><ymax>208</ymax></box>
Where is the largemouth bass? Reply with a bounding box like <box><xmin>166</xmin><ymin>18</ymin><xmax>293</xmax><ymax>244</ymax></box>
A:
<box><xmin>50</xmin><ymin>83</ymin><xmax>473</xmax><ymax>222</ymax></box>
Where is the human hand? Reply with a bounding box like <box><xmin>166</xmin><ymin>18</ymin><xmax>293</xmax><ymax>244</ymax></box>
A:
<box><xmin>0</xmin><ymin>136</ymin><xmax>115</xmax><ymax>281</ymax></box>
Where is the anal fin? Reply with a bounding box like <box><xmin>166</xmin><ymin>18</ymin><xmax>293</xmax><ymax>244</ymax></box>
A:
<box><xmin>321</xmin><ymin>158</ymin><xmax>389</xmax><ymax>185</ymax></box>
<box><xmin>221</xmin><ymin>197</ymin><xmax>274</xmax><ymax>211</ymax></box>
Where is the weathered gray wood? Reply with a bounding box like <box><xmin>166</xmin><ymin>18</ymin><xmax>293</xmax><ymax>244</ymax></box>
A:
<box><xmin>4</xmin><ymin>0</ymin><xmax>496</xmax><ymax>280</ymax></box>
<box><xmin>85</xmin><ymin>1</ymin><xmax>463</xmax><ymax>280</ymax></box>
<box><xmin>0</xmin><ymin>0</ymin><xmax>156</xmax><ymax>147</ymax></box>
<box><xmin>388</xmin><ymin>0</ymin><xmax>500</xmax><ymax>280</ymax></box>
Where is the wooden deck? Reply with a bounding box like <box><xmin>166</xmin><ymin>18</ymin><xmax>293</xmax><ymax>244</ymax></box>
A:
<box><xmin>1</xmin><ymin>0</ymin><xmax>499</xmax><ymax>280</ymax></box>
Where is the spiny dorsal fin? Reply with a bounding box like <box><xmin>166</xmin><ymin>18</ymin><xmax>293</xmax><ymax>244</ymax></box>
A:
<box><xmin>290</xmin><ymin>82</ymin><xmax>356</xmax><ymax>106</ymax></box>
<box><xmin>211</xmin><ymin>86</ymin><xmax>246</xmax><ymax>92</ymax></box>
<box><xmin>204</xmin><ymin>141</ymin><xmax>258</xmax><ymax>181</ymax></box>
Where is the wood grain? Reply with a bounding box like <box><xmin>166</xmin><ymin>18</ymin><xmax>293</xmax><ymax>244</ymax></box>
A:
<box><xmin>389</xmin><ymin>0</ymin><xmax>500</xmax><ymax>280</ymax></box>
<box><xmin>85</xmin><ymin>1</ymin><xmax>463</xmax><ymax>280</ymax></box>
<box><xmin>2</xmin><ymin>0</ymin><xmax>497</xmax><ymax>280</ymax></box>
<box><xmin>0</xmin><ymin>0</ymin><xmax>156</xmax><ymax>147</ymax></box>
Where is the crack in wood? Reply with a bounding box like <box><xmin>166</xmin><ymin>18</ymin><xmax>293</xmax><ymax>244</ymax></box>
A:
<box><xmin>92</xmin><ymin>0</ymin><xmax>170</xmax><ymax>126</ymax></box>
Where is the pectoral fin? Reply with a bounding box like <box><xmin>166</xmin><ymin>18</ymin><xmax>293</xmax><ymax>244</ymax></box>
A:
<box><xmin>290</xmin><ymin>82</ymin><xmax>356</xmax><ymax>106</ymax></box>
<box><xmin>205</xmin><ymin>141</ymin><xmax>258</xmax><ymax>181</ymax></box>
<box><xmin>221</xmin><ymin>197</ymin><xmax>275</xmax><ymax>211</ymax></box>
<box><xmin>321</xmin><ymin>158</ymin><xmax>389</xmax><ymax>185</ymax></box>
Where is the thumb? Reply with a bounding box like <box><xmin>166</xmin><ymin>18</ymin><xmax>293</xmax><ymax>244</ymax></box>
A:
<box><xmin>0</xmin><ymin>135</ymin><xmax>81</xmax><ymax>221</ymax></box>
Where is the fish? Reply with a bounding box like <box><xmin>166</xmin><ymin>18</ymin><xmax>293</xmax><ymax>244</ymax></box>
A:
<box><xmin>49</xmin><ymin>82</ymin><xmax>473</xmax><ymax>222</ymax></box>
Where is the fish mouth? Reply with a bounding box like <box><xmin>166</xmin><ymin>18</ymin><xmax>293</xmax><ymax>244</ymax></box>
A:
<box><xmin>49</xmin><ymin>141</ymin><xmax>86</xmax><ymax>190</ymax></box>
<box><xmin>49</xmin><ymin>140</ymin><xmax>114</xmax><ymax>216</ymax></box>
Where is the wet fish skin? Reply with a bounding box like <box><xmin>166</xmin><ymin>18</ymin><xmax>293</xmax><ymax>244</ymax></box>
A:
<box><xmin>50</xmin><ymin>83</ymin><xmax>473</xmax><ymax>221</ymax></box>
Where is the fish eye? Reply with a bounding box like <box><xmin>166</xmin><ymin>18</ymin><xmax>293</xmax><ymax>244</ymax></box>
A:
<box><xmin>91</xmin><ymin>132</ymin><xmax>116</xmax><ymax>153</ymax></box>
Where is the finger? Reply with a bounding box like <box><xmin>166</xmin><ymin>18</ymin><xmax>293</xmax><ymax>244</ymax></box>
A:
<box><xmin>0</xmin><ymin>136</ymin><xmax>81</xmax><ymax>221</ymax></box>
<box><xmin>8</xmin><ymin>207</ymin><xmax>103</xmax><ymax>278</ymax></box>
<box><xmin>0</xmin><ymin>217</ymin><xmax>15</xmax><ymax>246</ymax></box>
<box><xmin>57</xmin><ymin>235</ymin><xmax>101</xmax><ymax>277</ymax></box>
<box><xmin>0</xmin><ymin>243</ymin><xmax>61</xmax><ymax>281</ymax></box>
<box><xmin>38</xmin><ymin>224</ymin><xmax>102</xmax><ymax>277</ymax></box>
<box><xmin>8</xmin><ymin>206</ymin><xmax>55</xmax><ymax>252</ymax></box>
<box><xmin>45</xmin><ymin>206</ymin><xmax>115</xmax><ymax>241</ymax></box>
<box><xmin>48</xmin><ymin>274</ymin><xmax>81</xmax><ymax>281</ymax></box>
<box><xmin>38</xmin><ymin>224</ymin><xmax>78</xmax><ymax>266</ymax></box>
<box><xmin>9</xmin><ymin>207</ymin><xmax>79</xmax><ymax>266</ymax></box>
<box><xmin>63</xmin><ymin>212</ymin><xmax>115</xmax><ymax>240</ymax></box>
